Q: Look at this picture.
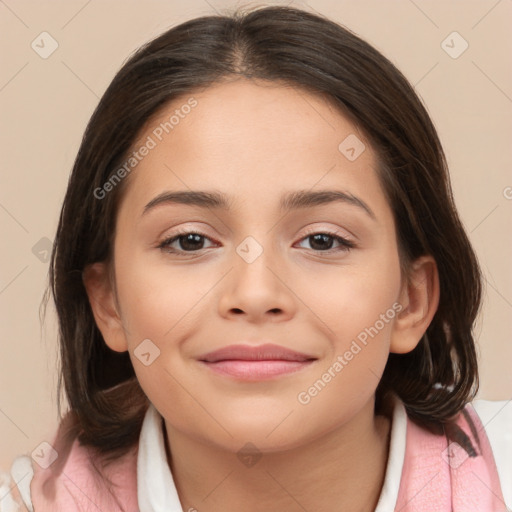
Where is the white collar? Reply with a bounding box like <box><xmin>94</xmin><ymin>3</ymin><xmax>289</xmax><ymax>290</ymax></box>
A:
<box><xmin>137</xmin><ymin>398</ymin><xmax>407</xmax><ymax>512</ymax></box>
<box><xmin>374</xmin><ymin>396</ymin><xmax>408</xmax><ymax>512</ymax></box>
<box><xmin>137</xmin><ymin>403</ymin><xmax>182</xmax><ymax>511</ymax></box>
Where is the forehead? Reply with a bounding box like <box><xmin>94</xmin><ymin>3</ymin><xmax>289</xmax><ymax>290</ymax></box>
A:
<box><xmin>118</xmin><ymin>78</ymin><xmax>389</xmax><ymax>221</ymax></box>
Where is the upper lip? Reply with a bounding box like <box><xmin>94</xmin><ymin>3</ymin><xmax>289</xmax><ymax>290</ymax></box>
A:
<box><xmin>198</xmin><ymin>343</ymin><xmax>317</xmax><ymax>363</ymax></box>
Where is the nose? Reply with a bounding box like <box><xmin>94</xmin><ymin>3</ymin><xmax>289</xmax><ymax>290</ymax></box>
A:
<box><xmin>217</xmin><ymin>238</ymin><xmax>297</xmax><ymax>323</ymax></box>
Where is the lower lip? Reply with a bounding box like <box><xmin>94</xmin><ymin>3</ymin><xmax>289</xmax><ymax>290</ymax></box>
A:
<box><xmin>200</xmin><ymin>360</ymin><xmax>314</xmax><ymax>380</ymax></box>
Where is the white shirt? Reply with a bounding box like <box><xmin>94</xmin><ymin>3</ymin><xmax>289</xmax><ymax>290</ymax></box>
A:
<box><xmin>2</xmin><ymin>398</ymin><xmax>511</xmax><ymax>511</ymax></box>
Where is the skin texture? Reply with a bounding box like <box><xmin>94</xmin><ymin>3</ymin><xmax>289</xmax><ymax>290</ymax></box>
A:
<box><xmin>84</xmin><ymin>78</ymin><xmax>440</xmax><ymax>511</ymax></box>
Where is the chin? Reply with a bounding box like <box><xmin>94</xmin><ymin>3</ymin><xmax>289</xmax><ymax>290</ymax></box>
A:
<box><xmin>213</xmin><ymin>428</ymin><xmax>308</xmax><ymax>456</ymax></box>
<box><xmin>203</xmin><ymin>412</ymin><xmax>317</xmax><ymax>454</ymax></box>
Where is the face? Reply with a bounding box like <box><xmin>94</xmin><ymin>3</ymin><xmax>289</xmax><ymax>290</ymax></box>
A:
<box><xmin>100</xmin><ymin>78</ymin><xmax>411</xmax><ymax>452</ymax></box>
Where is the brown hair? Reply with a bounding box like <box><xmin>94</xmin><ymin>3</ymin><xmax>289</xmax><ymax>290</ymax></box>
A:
<box><xmin>43</xmin><ymin>4</ymin><xmax>482</xmax><ymax>462</ymax></box>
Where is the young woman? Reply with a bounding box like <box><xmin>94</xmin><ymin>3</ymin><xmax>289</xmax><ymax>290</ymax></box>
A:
<box><xmin>1</xmin><ymin>5</ymin><xmax>510</xmax><ymax>511</ymax></box>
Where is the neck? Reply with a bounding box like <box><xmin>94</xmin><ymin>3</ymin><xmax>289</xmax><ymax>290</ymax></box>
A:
<box><xmin>164</xmin><ymin>397</ymin><xmax>392</xmax><ymax>512</ymax></box>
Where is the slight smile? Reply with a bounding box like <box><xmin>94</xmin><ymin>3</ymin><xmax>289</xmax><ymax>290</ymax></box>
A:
<box><xmin>198</xmin><ymin>343</ymin><xmax>318</xmax><ymax>381</ymax></box>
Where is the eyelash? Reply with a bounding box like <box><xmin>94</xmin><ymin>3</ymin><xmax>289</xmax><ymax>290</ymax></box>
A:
<box><xmin>157</xmin><ymin>227</ymin><xmax>356</xmax><ymax>256</ymax></box>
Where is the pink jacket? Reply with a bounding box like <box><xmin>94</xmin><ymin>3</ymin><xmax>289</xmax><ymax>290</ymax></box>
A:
<box><xmin>9</xmin><ymin>401</ymin><xmax>508</xmax><ymax>511</ymax></box>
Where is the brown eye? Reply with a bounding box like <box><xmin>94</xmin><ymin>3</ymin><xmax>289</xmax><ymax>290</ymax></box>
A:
<box><xmin>296</xmin><ymin>231</ymin><xmax>355</xmax><ymax>253</ymax></box>
<box><xmin>158</xmin><ymin>231</ymin><xmax>216</xmax><ymax>254</ymax></box>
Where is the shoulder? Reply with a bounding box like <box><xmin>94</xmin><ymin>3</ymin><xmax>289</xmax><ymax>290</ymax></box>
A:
<box><xmin>30</xmin><ymin>433</ymin><xmax>139</xmax><ymax>511</ymax></box>
<box><xmin>1</xmin><ymin>423</ymin><xmax>139</xmax><ymax>512</ymax></box>
<box><xmin>0</xmin><ymin>456</ymin><xmax>34</xmax><ymax>512</ymax></box>
<box><xmin>471</xmin><ymin>397</ymin><xmax>512</xmax><ymax>429</ymax></box>
<box><xmin>471</xmin><ymin>398</ymin><xmax>512</xmax><ymax>504</ymax></box>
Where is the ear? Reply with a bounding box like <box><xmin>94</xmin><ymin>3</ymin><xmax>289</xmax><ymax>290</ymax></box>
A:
<box><xmin>390</xmin><ymin>255</ymin><xmax>440</xmax><ymax>354</ymax></box>
<box><xmin>82</xmin><ymin>262</ymin><xmax>128</xmax><ymax>353</ymax></box>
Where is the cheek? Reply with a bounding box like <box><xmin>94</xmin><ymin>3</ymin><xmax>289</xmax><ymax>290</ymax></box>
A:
<box><xmin>292</xmin><ymin>277</ymin><xmax>400</xmax><ymax>438</ymax></box>
<box><xmin>304</xmin><ymin>256</ymin><xmax>401</xmax><ymax>347</ymax></box>
<box><xmin>113</xmin><ymin>250</ymin><xmax>215</xmax><ymax>431</ymax></box>
<box><xmin>296</xmin><ymin>252</ymin><xmax>401</xmax><ymax>397</ymax></box>
<box><xmin>114</xmin><ymin>247</ymin><xmax>215</xmax><ymax>343</ymax></box>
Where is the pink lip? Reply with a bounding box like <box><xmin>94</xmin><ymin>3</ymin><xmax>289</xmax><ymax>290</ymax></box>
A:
<box><xmin>198</xmin><ymin>343</ymin><xmax>317</xmax><ymax>381</ymax></box>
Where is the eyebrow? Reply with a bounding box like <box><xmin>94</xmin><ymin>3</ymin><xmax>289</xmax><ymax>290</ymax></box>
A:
<box><xmin>142</xmin><ymin>189</ymin><xmax>376</xmax><ymax>221</ymax></box>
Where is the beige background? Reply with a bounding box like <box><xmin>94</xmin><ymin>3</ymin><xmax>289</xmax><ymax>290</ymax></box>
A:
<box><xmin>1</xmin><ymin>0</ymin><xmax>511</xmax><ymax>469</ymax></box>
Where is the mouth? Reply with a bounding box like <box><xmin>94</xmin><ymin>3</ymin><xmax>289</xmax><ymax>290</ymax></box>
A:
<box><xmin>198</xmin><ymin>343</ymin><xmax>317</xmax><ymax>381</ymax></box>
